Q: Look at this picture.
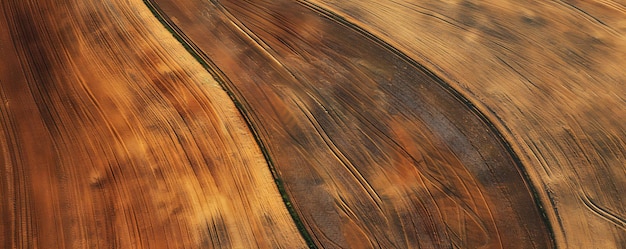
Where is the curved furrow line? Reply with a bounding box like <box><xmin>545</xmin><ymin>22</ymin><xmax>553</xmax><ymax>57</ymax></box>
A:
<box><xmin>148</xmin><ymin>0</ymin><xmax>554</xmax><ymax>247</ymax></box>
<box><xmin>580</xmin><ymin>191</ymin><xmax>626</xmax><ymax>230</ymax></box>
<box><xmin>0</xmin><ymin>0</ymin><xmax>306</xmax><ymax>248</ymax></box>
<box><xmin>307</xmin><ymin>0</ymin><xmax>626</xmax><ymax>247</ymax></box>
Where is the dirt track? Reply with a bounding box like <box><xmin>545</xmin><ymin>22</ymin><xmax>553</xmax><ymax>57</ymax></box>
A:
<box><xmin>2</xmin><ymin>0</ymin><xmax>625</xmax><ymax>248</ymax></box>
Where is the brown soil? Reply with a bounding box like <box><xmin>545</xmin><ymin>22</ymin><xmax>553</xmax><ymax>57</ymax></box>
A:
<box><xmin>307</xmin><ymin>0</ymin><xmax>626</xmax><ymax>247</ymax></box>
<box><xmin>0</xmin><ymin>0</ymin><xmax>304</xmax><ymax>248</ymax></box>
<box><xmin>2</xmin><ymin>0</ymin><xmax>624</xmax><ymax>248</ymax></box>
<box><xmin>149</xmin><ymin>0</ymin><xmax>554</xmax><ymax>247</ymax></box>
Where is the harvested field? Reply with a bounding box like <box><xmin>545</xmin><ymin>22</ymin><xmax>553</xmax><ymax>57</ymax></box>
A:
<box><xmin>149</xmin><ymin>0</ymin><xmax>552</xmax><ymax>248</ymax></box>
<box><xmin>2</xmin><ymin>0</ymin><xmax>625</xmax><ymax>248</ymax></box>
<box><xmin>304</xmin><ymin>0</ymin><xmax>626</xmax><ymax>247</ymax></box>
<box><xmin>0</xmin><ymin>0</ymin><xmax>304</xmax><ymax>248</ymax></box>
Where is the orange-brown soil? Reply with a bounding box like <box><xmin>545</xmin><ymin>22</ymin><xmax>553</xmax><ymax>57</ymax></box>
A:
<box><xmin>307</xmin><ymin>0</ymin><xmax>626</xmax><ymax>247</ymax></box>
<box><xmin>0</xmin><ymin>0</ymin><xmax>304</xmax><ymax>248</ymax></box>
<box><xmin>2</xmin><ymin>0</ymin><xmax>625</xmax><ymax>248</ymax></box>
<box><xmin>149</xmin><ymin>0</ymin><xmax>553</xmax><ymax>247</ymax></box>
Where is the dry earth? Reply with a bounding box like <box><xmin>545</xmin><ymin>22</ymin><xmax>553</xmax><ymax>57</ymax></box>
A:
<box><xmin>2</xmin><ymin>0</ymin><xmax>625</xmax><ymax>248</ymax></box>
<box><xmin>305</xmin><ymin>0</ymin><xmax>626</xmax><ymax>248</ymax></box>
<box><xmin>0</xmin><ymin>0</ymin><xmax>304</xmax><ymax>248</ymax></box>
<box><xmin>149</xmin><ymin>0</ymin><xmax>553</xmax><ymax>248</ymax></box>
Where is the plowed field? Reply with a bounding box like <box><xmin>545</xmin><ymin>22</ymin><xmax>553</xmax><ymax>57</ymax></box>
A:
<box><xmin>2</xmin><ymin>0</ymin><xmax>624</xmax><ymax>248</ymax></box>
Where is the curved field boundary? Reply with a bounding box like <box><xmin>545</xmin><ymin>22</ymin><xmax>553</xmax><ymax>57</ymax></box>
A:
<box><xmin>306</xmin><ymin>0</ymin><xmax>626</xmax><ymax>247</ymax></box>
<box><xmin>146</xmin><ymin>0</ymin><xmax>555</xmax><ymax>247</ymax></box>
<box><xmin>0</xmin><ymin>0</ymin><xmax>306</xmax><ymax>247</ymax></box>
<box><xmin>295</xmin><ymin>0</ymin><xmax>556</xmax><ymax>244</ymax></box>
<box><xmin>142</xmin><ymin>0</ymin><xmax>318</xmax><ymax>247</ymax></box>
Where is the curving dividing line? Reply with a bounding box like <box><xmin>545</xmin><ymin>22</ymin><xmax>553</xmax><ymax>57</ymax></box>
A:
<box><xmin>580</xmin><ymin>193</ymin><xmax>626</xmax><ymax>230</ymax></box>
<box><xmin>297</xmin><ymin>0</ymin><xmax>557</xmax><ymax>243</ymax></box>
<box><xmin>142</xmin><ymin>0</ymin><xmax>318</xmax><ymax>247</ymax></box>
<box><xmin>147</xmin><ymin>0</ymin><xmax>554</xmax><ymax>247</ymax></box>
<box><xmin>0</xmin><ymin>0</ymin><xmax>306</xmax><ymax>247</ymax></box>
<box><xmin>307</xmin><ymin>0</ymin><xmax>626</xmax><ymax>247</ymax></box>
